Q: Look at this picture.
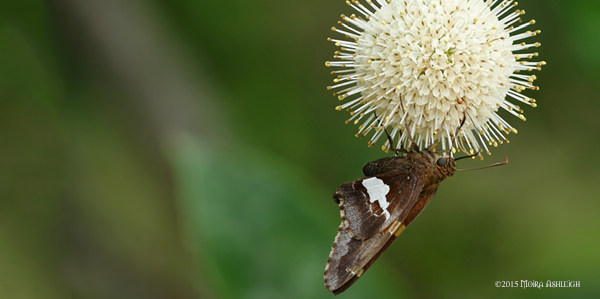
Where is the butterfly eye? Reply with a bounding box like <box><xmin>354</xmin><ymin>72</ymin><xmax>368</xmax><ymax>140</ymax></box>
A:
<box><xmin>436</xmin><ymin>157</ymin><xmax>448</xmax><ymax>167</ymax></box>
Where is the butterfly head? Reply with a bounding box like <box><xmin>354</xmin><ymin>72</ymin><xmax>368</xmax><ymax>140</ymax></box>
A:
<box><xmin>432</xmin><ymin>152</ymin><xmax>456</xmax><ymax>179</ymax></box>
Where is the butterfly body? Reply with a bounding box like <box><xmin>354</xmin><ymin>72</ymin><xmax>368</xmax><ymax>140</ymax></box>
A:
<box><xmin>324</xmin><ymin>149</ymin><xmax>456</xmax><ymax>295</ymax></box>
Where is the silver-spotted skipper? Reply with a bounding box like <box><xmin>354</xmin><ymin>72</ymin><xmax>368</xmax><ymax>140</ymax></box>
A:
<box><xmin>324</xmin><ymin>143</ymin><xmax>454</xmax><ymax>294</ymax></box>
<box><xmin>324</xmin><ymin>140</ymin><xmax>507</xmax><ymax>295</ymax></box>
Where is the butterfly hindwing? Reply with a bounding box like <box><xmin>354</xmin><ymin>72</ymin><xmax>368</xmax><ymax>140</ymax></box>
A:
<box><xmin>403</xmin><ymin>189</ymin><xmax>437</xmax><ymax>227</ymax></box>
<box><xmin>324</xmin><ymin>221</ymin><xmax>393</xmax><ymax>293</ymax></box>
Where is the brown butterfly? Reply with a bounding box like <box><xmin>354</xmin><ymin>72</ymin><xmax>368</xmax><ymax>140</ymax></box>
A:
<box><xmin>323</xmin><ymin>141</ymin><xmax>507</xmax><ymax>295</ymax></box>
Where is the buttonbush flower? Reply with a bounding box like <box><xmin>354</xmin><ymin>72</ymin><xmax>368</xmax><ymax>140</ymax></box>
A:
<box><xmin>326</xmin><ymin>0</ymin><xmax>544</xmax><ymax>157</ymax></box>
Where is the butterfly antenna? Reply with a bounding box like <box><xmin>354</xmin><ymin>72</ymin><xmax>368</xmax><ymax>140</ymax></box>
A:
<box><xmin>456</xmin><ymin>156</ymin><xmax>509</xmax><ymax>171</ymax></box>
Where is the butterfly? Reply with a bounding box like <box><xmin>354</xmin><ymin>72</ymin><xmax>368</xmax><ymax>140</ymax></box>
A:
<box><xmin>323</xmin><ymin>142</ymin><xmax>456</xmax><ymax>294</ymax></box>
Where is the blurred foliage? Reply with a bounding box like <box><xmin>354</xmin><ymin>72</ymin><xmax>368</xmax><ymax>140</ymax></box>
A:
<box><xmin>0</xmin><ymin>0</ymin><xmax>599</xmax><ymax>298</ymax></box>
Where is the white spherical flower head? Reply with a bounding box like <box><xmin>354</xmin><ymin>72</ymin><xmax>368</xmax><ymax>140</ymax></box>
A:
<box><xmin>327</xmin><ymin>0</ymin><xmax>544</xmax><ymax>156</ymax></box>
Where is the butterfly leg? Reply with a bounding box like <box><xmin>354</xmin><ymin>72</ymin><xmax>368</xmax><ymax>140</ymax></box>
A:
<box><xmin>382</xmin><ymin>126</ymin><xmax>407</xmax><ymax>156</ymax></box>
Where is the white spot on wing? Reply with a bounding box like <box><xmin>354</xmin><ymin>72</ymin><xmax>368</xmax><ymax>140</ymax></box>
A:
<box><xmin>362</xmin><ymin>177</ymin><xmax>391</xmax><ymax>219</ymax></box>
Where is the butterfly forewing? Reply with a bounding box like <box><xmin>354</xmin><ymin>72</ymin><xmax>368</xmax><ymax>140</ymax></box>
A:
<box><xmin>326</xmin><ymin>166</ymin><xmax>427</xmax><ymax>292</ymax></box>
<box><xmin>335</xmin><ymin>171</ymin><xmax>423</xmax><ymax>240</ymax></box>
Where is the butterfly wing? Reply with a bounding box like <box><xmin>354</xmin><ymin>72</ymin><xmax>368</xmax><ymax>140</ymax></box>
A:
<box><xmin>403</xmin><ymin>188</ymin><xmax>437</xmax><ymax>227</ymax></box>
<box><xmin>326</xmin><ymin>188</ymin><xmax>440</xmax><ymax>295</ymax></box>
<box><xmin>325</xmin><ymin>169</ymin><xmax>427</xmax><ymax>294</ymax></box>
<box><xmin>324</xmin><ymin>221</ymin><xmax>394</xmax><ymax>294</ymax></box>
<box><xmin>334</xmin><ymin>171</ymin><xmax>423</xmax><ymax>240</ymax></box>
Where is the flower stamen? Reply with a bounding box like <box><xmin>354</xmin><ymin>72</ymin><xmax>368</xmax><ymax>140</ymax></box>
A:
<box><xmin>326</xmin><ymin>0</ymin><xmax>543</xmax><ymax>154</ymax></box>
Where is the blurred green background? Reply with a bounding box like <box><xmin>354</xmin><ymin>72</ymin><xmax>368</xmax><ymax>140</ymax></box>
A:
<box><xmin>1</xmin><ymin>0</ymin><xmax>599</xmax><ymax>298</ymax></box>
